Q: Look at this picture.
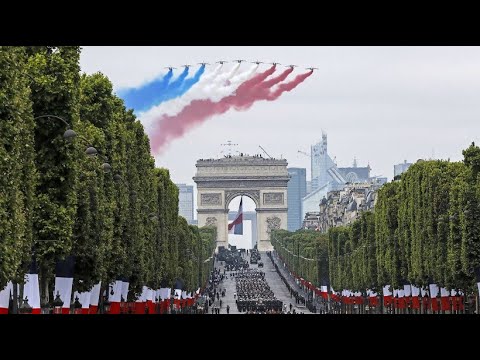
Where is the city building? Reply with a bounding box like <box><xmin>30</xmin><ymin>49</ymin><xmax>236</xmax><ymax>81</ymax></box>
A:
<box><xmin>337</xmin><ymin>157</ymin><xmax>371</xmax><ymax>184</ymax></box>
<box><xmin>317</xmin><ymin>182</ymin><xmax>382</xmax><ymax>233</ymax></box>
<box><xmin>302</xmin><ymin>133</ymin><xmax>371</xmax><ymax>219</ymax></box>
<box><xmin>176</xmin><ymin>183</ymin><xmax>194</xmax><ymax>224</ymax></box>
<box><xmin>394</xmin><ymin>160</ymin><xmax>412</xmax><ymax>179</ymax></box>
<box><xmin>303</xmin><ymin>212</ymin><xmax>320</xmax><ymax>230</ymax></box>
<box><xmin>287</xmin><ymin>167</ymin><xmax>307</xmax><ymax>231</ymax></box>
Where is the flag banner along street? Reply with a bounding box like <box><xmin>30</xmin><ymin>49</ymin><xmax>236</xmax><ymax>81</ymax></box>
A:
<box><xmin>0</xmin><ymin>282</ymin><xmax>12</xmax><ymax>314</ymax></box>
<box><xmin>23</xmin><ymin>273</ymin><xmax>41</xmax><ymax>314</ymax></box>
<box><xmin>74</xmin><ymin>291</ymin><xmax>91</xmax><ymax>314</ymax></box>
<box><xmin>54</xmin><ymin>256</ymin><xmax>75</xmax><ymax>314</ymax></box>
<box><xmin>89</xmin><ymin>282</ymin><xmax>101</xmax><ymax>314</ymax></box>
<box><xmin>108</xmin><ymin>280</ymin><xmax>123</xmax><ymax>314</ymax></box>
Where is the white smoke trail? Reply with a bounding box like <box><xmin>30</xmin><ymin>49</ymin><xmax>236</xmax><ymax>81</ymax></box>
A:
<box><xmin>141</xmin><ymin>64</ymin><xmax>258</xmax><ymax>124</ymax></box>
<box><xmin>139</xmin><ymin>65</ymin><xmax>224</xmax><ymax>133</ymax></box>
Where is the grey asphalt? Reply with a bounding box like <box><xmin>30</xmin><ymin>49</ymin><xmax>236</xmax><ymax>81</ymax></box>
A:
<box><xmin>209</xmin><ymin>251</ymin><xmax>313</xmax><ymax>314</ymax></box>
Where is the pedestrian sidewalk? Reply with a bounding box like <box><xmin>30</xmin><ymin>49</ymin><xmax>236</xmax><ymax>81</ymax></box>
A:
<box><xmin>270</xmin><ymin>252</ymin><xmax>308</xmax><ymax>299</ymax></box>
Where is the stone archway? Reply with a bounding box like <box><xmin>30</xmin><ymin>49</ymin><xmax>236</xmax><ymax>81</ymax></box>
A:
<box><xmin>193</xmin><ymin>155</ymin><xmax>289</xmax><ymax>251</ymax></box>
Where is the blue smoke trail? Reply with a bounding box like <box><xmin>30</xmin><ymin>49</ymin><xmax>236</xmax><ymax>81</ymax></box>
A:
<box><xmin>119</xmin><ymin>70</ymin><xmax>173</xmax><ymax>113</ymax></box>
<box><xmin>170</xmin><ymin>64</ymin><xmax>206</xmax><ymax>99</ymax></box>
<box><xmin>157</xmin><ymin>66</ymin><xmax>190</xmax><ymax>103</ymax></box>
<box><xmin>119</xmin><ymin>65</ymin><xmax>206</xmax><ymax>114</ymax></box>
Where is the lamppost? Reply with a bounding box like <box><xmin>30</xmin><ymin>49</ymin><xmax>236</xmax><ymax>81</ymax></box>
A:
<box><xmin>52</xmin><ymin>291</ymin><xmax>64</xmax><ymax>314</ymax></box>
<box><xmin>18</xmin><ymin>297</ymin><xmax>33</xmax><ymax>314</ymax></box>
<box><xmin>73</xmin><ymin>296</ymin><xmax>82</xmax><ymax>314</ymax></box>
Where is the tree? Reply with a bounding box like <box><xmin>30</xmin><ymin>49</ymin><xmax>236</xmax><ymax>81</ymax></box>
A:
<box><xmin>0</xmin><ymin>46</ymin><xmax>36</xmax><ymax>290</ymax></box>
<box><xmin>26</xmin><ymin>46</ymin><xmax>81</xmax><ymax>302</ymax></box>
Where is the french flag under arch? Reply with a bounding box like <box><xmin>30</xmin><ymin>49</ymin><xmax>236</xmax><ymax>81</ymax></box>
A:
<box><xmin>228</xmin><ymin>197</ymin><xmax>243</xmax><ymax>235</ymax></box>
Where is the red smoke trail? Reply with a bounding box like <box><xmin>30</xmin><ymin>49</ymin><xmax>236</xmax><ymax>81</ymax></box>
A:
<box><xmin>268</xmin><ymin>70</ymin><xmax>313</xmax><ymax>100</ymax></box>
<box><xmin>150</xmin><ymin>68</ymin><xmax>312</xmax><ymax>154</ymax></box>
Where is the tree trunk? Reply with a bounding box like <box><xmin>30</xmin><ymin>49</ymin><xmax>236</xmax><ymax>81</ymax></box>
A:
<box><xmin>12</xmin><ymin>282</ymin><xmax>18</xmax><ymax>314</ymax></box>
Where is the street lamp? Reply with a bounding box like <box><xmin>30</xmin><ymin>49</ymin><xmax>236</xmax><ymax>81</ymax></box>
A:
<box><xmin>34</xmin><ymin>115</ymin><xmax>76</xmax><ymax>140</ymax></box>
<box><xmin>34</xmin><ymin>114</ymin><xmax>113</xmax><ymax>171</ymax></box>
<box><xmin>102</xmin><ymin>162</ymin><xmax>112</xmax><ymax>173</ymax></box>
<box><xmin>73</xmin><ymin>296</ymin><xmax>82</xmax><ymax>314</ymax></box>
<box><xmin>19</xmin><ymin>297</ymin><xmax>33</xmax><ymax>314</ymax></box>
<box><xmin>52</xmin><ymin>291</ymin><xmax>64</xmax><ymax>314</ymax></box>
<box><xmin>85</xmin><ymin>146</ymin><xmax>98</xmax><ymax>157</ymax></box>
<box><xmin>63</xmin><ymin>128</ymin><xmax>77</xmax><ymax>141</ymax></box>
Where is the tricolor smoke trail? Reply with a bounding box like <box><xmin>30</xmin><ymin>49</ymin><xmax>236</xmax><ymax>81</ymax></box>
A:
<box><xmin>120</xmin><ymin>66</ymin><xmax>206</xmax><ymax>113</ymax></box>
<box><xmin>149</xmin><ymin>67</ymin><xmax>313</xmax><ymax>154</ymax></box>
<box><xmin>142</xmin><ymin>64</ymin><xmax>259</xmax><ymax>121</ymax></box>
<box><xmin>120</xmin><ymin>69</ymin><xmax>173</xmax><ymax>113</ymax></box>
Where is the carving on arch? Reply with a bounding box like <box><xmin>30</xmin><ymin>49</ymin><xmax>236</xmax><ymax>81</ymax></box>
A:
<box><xmin>205</xmin><ymin>217</ymin><xmax>217</xmax><ymax>227</ymax></box>
<box><xmin>224</xmin><ymin>190</ymin><xmax>260</xmax><ymax>209</ymax></box>
<box><xmin>266</xmin><ymin>216</ymin><xmax>281</xmax><ymax>233</ymax></box>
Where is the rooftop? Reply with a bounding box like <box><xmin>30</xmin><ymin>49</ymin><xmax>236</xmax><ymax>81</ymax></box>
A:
<box><xmin>196</xmin><ymin>155</ymin><xmax>288</xmax><ymax>167</ymax></box>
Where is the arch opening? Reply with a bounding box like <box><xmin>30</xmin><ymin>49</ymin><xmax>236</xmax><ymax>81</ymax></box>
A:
<box><xmin>227</xmin><ymin>195</ymin><xmax>257</xmax><ymax>250</ymax></box>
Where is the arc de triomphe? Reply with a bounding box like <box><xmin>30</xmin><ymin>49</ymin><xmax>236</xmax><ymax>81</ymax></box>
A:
<box><xmin>193</xmin><ymin>156</ymin><xmax>289</xmax><ymax>251</ymax></box>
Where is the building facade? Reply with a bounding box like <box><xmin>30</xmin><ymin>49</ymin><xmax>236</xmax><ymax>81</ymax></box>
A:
<box><xmin>287</xmin><ymin>167</ymin><xmax>307</xmax><ymax>232</ymax></box>
<box><xmin>317</xmin><ymin>182</ymin><xmax>382</xmax><ymax>233</ymax></box>
<box><xmin>394</xmin><ymin>160</ymin><xmax>412</xmax><ymax>178</ymax></box>
<box><xmin>176</xmin><ymin>183</ymin><xmax>194</xmax><ymax>224</ymax></box>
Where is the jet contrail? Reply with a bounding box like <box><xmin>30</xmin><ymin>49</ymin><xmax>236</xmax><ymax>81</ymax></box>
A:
<box><xmin>149</xmin><ymin>66</ymin><xmax>313</xmax><ymax>154</ymax></box>
<box><xmin>119</xmin><ymin>69</ymin><xmax>173</xmax><ymax>113</ymax></box>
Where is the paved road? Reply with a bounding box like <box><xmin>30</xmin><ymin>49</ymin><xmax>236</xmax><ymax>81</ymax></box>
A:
<box><xmin>209</xmin><ymin>251</ymin><xmax>313</xmax><ymax>314</ymax></box>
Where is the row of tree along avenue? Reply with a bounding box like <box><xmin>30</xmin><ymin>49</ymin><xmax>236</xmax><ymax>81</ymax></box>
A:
<box><xmin>0</xmin><ymin>46</ymin><xmax>216</xmax><ymax>314</ymax></box>
<box><xmin>272</xmin><ymin>144</ymin><xmax>480</xmax><ymax>314</ymax></box>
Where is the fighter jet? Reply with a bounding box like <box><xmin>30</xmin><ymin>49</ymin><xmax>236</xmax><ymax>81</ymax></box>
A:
<box><xmin>216</xmin><ymin>60</ymin><xmax>228</xmax><ymax>64</ymax></box>
<box><xmin>306</xmin><ymin>67</ymin><xmax>318</xmax><ymax>71</ymax></box>
<box><xmin>233</xmin><ymin>59</ymin><xmax>246</xmax><ymax>63</ymax></box>
<box><xmin>198</xmin><ymin>62</ymin><xmax>210</xmax><ymax>66</ymax></box>
<box><xmin>164</xmin><ymin>66</ymin><xmax>176</xmax><ymax>70</ymax></box>
<box><xmin>251</xmin><ymin>60</ymin><xmax>263</xmax><ymax>65</ymax></box>
<box><xmin>182</xmin><ymin>64</ymin><xmax>192</xmax><ymax>69</ymax></box>
<box><xmin>271</xmin><ymin>62</ymin><xmax>281</xmax><ymax>66</ymax></box>
<box><xmin>286</xmin><ymin>64</ymin><xmax>298</xmax><ymax>69</ymax></box>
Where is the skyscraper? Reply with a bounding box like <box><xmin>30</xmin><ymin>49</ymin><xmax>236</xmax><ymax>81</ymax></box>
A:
<box><xmin>287</xmin><ymin>168</ymin><xmax>307</xmax><ymax>231</ymax></box>
<box><xmin>176</xmin><ymin>184</ymin><xmax>194</xmax><ymax>224</ymax></box>
<box><xmin>394</xmin><ymin>160</ymin><xmax>412</xmax><ymax>178</ymax></box>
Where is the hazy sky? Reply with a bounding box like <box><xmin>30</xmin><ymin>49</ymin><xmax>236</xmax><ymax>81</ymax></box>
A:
<box><xmin>80</xmin><ymin>46</ymin><xmax>480</xmax><ymax>212</ymax></box>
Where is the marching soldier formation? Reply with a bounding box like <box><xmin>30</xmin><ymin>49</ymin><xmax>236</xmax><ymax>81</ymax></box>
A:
<box><xmin>235</xmin><ymin>268</ymin><xmax>283</xmax><ymax>314</ymax></box>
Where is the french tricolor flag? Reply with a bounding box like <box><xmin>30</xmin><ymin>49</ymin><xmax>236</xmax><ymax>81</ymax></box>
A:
<box><xmin>108</xmin><ymin>280</ymin><xmax>123</xmax><ymax>314</ymax></box>
<box><xmin>228</xmin><ymin>197</ymin><xmax>243</xmax><ymax>235</ymax></box>
<box><xmin>89</xmin><ymin>282</ymin><xmax>101</xmax><ymax>314</ymax></box>
<box><xmin>23</xmin><ymin>260</ymin><xmax>41</xmax><ymax>314</ymax></box>
<box><xmin>0</xmin><ymin>282</ymin><xmax>13</xmax><ymax>314</ymax></box>
<box><xmin>73</xmin><ymin>291</ymin><xmax>91</xmax><ymax>314</ymax></box>
<box><xmin>54</xmin><ymin>256</ymin><xmax>75</xmax><ymax>314</ymax></box>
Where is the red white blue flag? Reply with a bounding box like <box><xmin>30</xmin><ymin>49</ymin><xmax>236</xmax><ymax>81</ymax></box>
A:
<box><xmin>228</xmin><ymin>197</ymin><xmax>243</xmax><ymax>235</ymax></box>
